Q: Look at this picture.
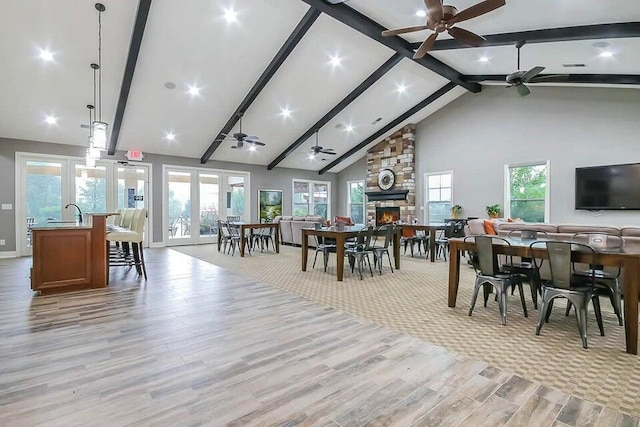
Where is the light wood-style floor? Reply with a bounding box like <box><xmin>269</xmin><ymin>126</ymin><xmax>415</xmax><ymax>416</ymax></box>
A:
<box><xmin>0</xmin><ymin>249</ymin><xmax>637</xmax><ymax>426</ymax></box>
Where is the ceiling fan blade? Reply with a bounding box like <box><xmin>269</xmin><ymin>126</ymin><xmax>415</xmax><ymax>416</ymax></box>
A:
<box><xmin>522</xmin><ymin>66</ymin><xmax>545</xmax><ymax>82</ymax></box>
<box><xmin>413</xmin><ymin>32</ymin><xmax>439</xmax><ymax>59</ymax></box>
<box><xmin>448</xmin><ymin>0</ymin><xmax>505</xmax><ymax>25</ymax></box>
<box><xmin>424</xmin><ymin>0</ymin><xmax>443</xmax><ymax>22</ymax></box>
<box><xmin>251</xmin><ymin>141</ymin><xmax>266</xmax><ymax>146</ymax></box>
<box><xmin>529</xmin><ymin>74</ymin><xmax>569</xmax><ymax>83</ymax></box>
<box><xmin>382</xmin><ymin>25</ymin><xmax>430</xmax><ymax>37</ymax></box>
<box><xmin>516</xmin><ymin>84</ymin><xmax>531</xmax><ymax>97</ymax></box>
<box><xmin>447</xmin><ymin>26</ymin><xmax>486</xmax><ymax>47</ymax></box>
<box><xmin>320</xmin><ymin>150</ymin><xmax>336</xmax><ymax>155</ymax></box>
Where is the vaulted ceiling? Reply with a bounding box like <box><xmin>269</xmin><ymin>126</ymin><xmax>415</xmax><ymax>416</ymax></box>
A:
<box><xmin>1</xmin><ymin>0</ymin><xmax>639</xmax><ymax>174</ymax></box>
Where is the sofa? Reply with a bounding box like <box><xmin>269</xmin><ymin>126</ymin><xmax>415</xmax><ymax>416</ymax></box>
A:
<box><xmin>273</xmin><ymin>215</ymin><xmax>324</xmax><ymax>246</ymax></box>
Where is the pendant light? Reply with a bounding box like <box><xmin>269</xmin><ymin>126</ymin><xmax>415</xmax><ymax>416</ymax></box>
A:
<box><xmin>90</xmin><ymin>3</ymin><xmax>108</xmax><ymax>150</ymax></box>
<box><xmin>86</xmin><ymin>104</ymin><xmax>99</xmax><ymax>167</ymax></box>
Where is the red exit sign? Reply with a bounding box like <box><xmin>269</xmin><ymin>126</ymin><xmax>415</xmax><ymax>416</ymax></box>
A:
<box><xmin>126</xmin><ymin>150</ymin><xmax>144</xmax><ymax>161</ymax></box>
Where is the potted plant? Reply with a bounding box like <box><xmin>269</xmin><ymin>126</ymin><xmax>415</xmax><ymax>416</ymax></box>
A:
<box><xmin>450</xmin><ymin>205</ymin><xmax>463</xmax><ymax>219</ymax></box>
<box><xmin>486</xmin><ymin>204</ymin><xmax>501</xmax><ymax>219</ymax></box>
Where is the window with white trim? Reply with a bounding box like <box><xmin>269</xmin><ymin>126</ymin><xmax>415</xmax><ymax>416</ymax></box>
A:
<box><xmin>347</xmin><ymin>180</ymin><xmax>365</xmax><ymax>224</ymax></box>
<box><xmin>426</xmin><ymin>172</ymin><xmax>452</xmax><ymax>223</ymax></box>
<box><xmin>293</xmin><ymin>179</ymin><xmax>331</xmax><ymax>219</ymax></box>
<box><xmin>506</xmin><ymin>162</ymin><xmax>549</xmax><ymax>222</ymax></box>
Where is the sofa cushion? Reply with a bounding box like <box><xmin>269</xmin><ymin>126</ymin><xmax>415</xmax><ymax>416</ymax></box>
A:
<box><xmin>483</xmin><ymin>220</ymin><xmax>497</xmax><ymax>235</ymax></box>
<box><xmin>497</xmin><ymin>222</ymin><xmax>559</xmax><ymax>234</ymax></box>
<box><xmin>304</xmin><ymin>215</ymin><xmax>324</xmax><ymax>222</ymax></box>
<box><xmin>557</xmin><ymin>224</ymin><xmax>621</xmax><ymax>235</ymax></box>
<box><xmin>621</xmin><ymin>226</ymin><xmax>640</xmax><ymax>237</ymax></box>
<box><xmin>292</xmin><ymin>216</ymin><xmax>306</xmax><ymax>221</ymax></box>
<box><xmin>280</xmin><ymin>216</ymin><xmax>293</xmax><ymax>220</ymax></box>
<box><xmin>467</xmin><ymin>219</ymin><xmax>486</xmax><ymax>235</ymax></box>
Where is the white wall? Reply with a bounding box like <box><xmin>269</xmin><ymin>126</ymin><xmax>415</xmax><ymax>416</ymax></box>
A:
<box><xmin>415</xmin><ymin>85</ymin><xmax>640</xmax><ymax>226</ymax></box>
<box><xmin>336</xmin><ymin>157</ymin><xmax>367</xmax><ymax>216</ymax></box>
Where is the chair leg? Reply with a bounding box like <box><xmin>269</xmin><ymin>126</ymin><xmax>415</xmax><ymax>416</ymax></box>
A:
<box><xmin>609</xmin><ymin>280</ymin><xmax>623</xmax><ymax>326</ymax></box>
<box><xmin>573</xmin><ymin>298</ymin><xmax>589</xmax><ymax>349</ymax></box>
<box><xmin>545</xmin><ymin>299</ymin><xmax>555</xmax><ymax>323</ymax></box>
<box><xmin>483</xmin><ymin>284</ymin><xmax>491</xmax><ymax>307</ymax></box>
<box><xmin>528</xmin><ymin>272</ymin><xmax>538</xmax><ymax>310</ymax></box>
<box><xmin>592</xmin><ymin>294</ymin><xmax>605</xmax><ymax>337</ymax></box>
<box><xmin>313</xmin><ymin>250</ymin><xmax>319</xmax><ymax>268</ymax></box>
<box><xmin>517</xmin><ymin>281</ymin><xmax>528</xmax><ymax>318</ymax></box>
<box><xmin>497</xmin><ymin>286</ymin><xmax>508</xmax><ymax>326</ymax></box>
<box><xmin>565</xmin><ymin>300</ymin><xmax>572</xmax><ymax>317</ymax></box>
<box><xmin>536</xmin><ymin>292</ymin><xmax>551</xmax><ymax>335</ymax></box>
<box><xmin>387</xmin><ymin>252</ymin><xmax>394</xmax><ymax>273</ymax></box>
<box><xmin>138</xmin><ymin>243</ymin><xmax>147</xmax><ymax>280</ymax></box>
<box><xmin>131</xmin><ymin>243</ymin><xmax>142</xmax><ymax>276</ymax></box>
<box><xmin>469</xmin><ymin>279</ymin><xmax>482</xmax><ymax>317</ymax></box>
<box><xmin>323</xmin><ymin>251</ymin><xmax>330</xmax><ymax>273</ymax></box>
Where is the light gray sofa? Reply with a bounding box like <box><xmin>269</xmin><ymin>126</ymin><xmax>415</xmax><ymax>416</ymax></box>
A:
<box><xmin>273</xmin><ymin>215</ymin><xmax>324</xmax><ymax>246</ymax></box>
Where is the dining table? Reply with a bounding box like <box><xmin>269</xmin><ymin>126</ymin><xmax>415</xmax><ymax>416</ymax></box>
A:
<box><xmin>217</xmin><ymin>222</ymin><xmax>280</xmax><ymax>257</ymax></box>
<box><xmin>301</xmin><ymin>226</ymin><xmax>401</xmax><ymax>281</ymax></box>
<box><xmin>399</xmin><ymin>223</ymin><xmax>448</xmax><ymax>262</ymax></box>
<box><xmin>447</xmin><ymin>236</ymin><xmax>640</xmax><ymax>355</ymax></box>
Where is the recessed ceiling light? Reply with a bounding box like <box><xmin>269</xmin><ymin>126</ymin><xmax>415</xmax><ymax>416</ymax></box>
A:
<box><xmin>415</xmin><ymin>10</ymin><xmax>427</xmax><ymax>18</ymax></box>
<box><xmin>280</xmin><ymin>107</ymin><xmax>292</xmax><ymax>118</ymax></box>
<box><xmin>165</xmin><ymin>132</ymin><xmax>176</xmax><ymax>141</ymax></box>
<box><xmin>39</xmin><ymin>49</ymin><xmax>54</xmax><ymax>62</ymax></box>
<box><xmin>344</xmin><ymin>124</ymin><xmax>354</xmax><ymax>132</ymax></box>
<box><xmin>187</xmin><ymin>84</ymin><xmax>200</xmax><ymax>96</ymax></box>
<box><xmin>329</xmin><ymin>55</ymin><xmax>342</xmax><ymax>68</ymax></box>
<box><xmin>164</xmin><ymin>82</ymin><xmax>176</xmax><ymax>90</ymax></box>
<box><xmin>396</xmin><ymin>84</ymin><xmax>407</xmax><ymax>93</ymax></box>
<box><xmin>308</xmin><ymin>153</ymin><xmax>316</xmax><ymax>160</ymax></box>
<box><xmin>224</xmin><ymin>7</ymin><xmax>237</xmax><ymax>23</ymax></box>
<box><xmin>479</xmin><ymin>56</ymin><xmax>490</xmax><ymax>62</ymax></box>
<box><xmin>45</xmin><ymin>115</ymin><xmax>57</xmax><ymax>125</ymax></box>
<box><xmin>599</xmin><ymin>50</ymin><xmax>613</xmax><ymax>58</ymax></box>
<box><xmin>248</xmin><ymin>144</ymin><xmax>256</xmax><ymax>152</ymax></box>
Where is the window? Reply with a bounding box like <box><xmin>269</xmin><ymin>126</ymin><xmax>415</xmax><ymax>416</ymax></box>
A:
<box><xmin>293</xmin><ymin>179</ymin><xmax>331</xmax><ymax>219</ymax></box>
<box><xmin>347</xmin><ymin>180</ymin><xmax>365</xmax><ymax>224</ymax></box>
<box><xmin>506</xmin><ymin>162</ymin><xmax>549</xmax><ymax>222</ymax></box>
<box><xmin>426</xmin><ymin>172</ymin><xmax>452</xmax><ymax>223</ymax></box>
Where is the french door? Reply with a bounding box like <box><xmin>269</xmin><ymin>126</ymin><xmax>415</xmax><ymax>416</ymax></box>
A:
<box><xmin>164</xmin><ymin>166</ymin><xmax>249</xmax><ymax>246</ymax></box>
<box><xmin>17</xmin><ymin>153</ymin><xmax>151</xmax><ymax>256</ymax></box>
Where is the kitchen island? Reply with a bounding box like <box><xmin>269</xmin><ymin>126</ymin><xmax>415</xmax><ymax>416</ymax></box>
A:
<box><xmin>30</xmin><ymin>213</ymin><xmax>113</xmax><ymax>294</ymax></box>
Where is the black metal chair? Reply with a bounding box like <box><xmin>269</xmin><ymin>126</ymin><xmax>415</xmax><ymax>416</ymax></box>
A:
<box><xmin>217</xmin><ymin>220</ymin><xmax>232</xmax><ymax>254</ymax></box>
<box><xmin>465</xmin><ymin>235</ymin><xmax>528</xmax><ymax>326</ymax></box>
<box><xmin>226</xmin><ymin>221</ymin><xmax>251</xmax><ymax>256</ymax></box>
<box><xmin>436</xmin><ymin>221</ymin><xmax>464</xmax><ymax>261</ymax></box>
<box><xmin>370</xmin><ymin>225</ymin><xmax>395</xmax><ymax>275</ymax></box>
<box><xmin>252</xmin><ymin>221</ymin><xmax>275</xmax><ymax>252</ymax></box>
<box><xmin>312</xmin><ymin>235</ymin><xmax>336</xmax><ymax>272</ymax></box>
<box><xmin>345</xmin><ymin>226</ymin><xmax>375</xmax><ymax>280</ymax></box>
<box><xmin>568</xmin><ymin>233</ymin><xmax>624</xmax><ymax>326</ymax></box>
<box><xmin>400</xmin><ymin>227</ymin><xmax>424</xmax><ymax>257</ymax></box>
<box><xmin>530</xmin><ymin>240</ymin><xmax>605</xmax><ymax>349</ymax></box>
<box><xmin>501</xmin><ymin>229</ymin><xmax>549</xmax><ymax>309</ymax></box>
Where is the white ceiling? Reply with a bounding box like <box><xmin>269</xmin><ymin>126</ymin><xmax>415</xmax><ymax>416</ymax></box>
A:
<box><xmin>1</xmin><ymin>0</ymin><xmax>638</xmax><ymax>172</ymax></box>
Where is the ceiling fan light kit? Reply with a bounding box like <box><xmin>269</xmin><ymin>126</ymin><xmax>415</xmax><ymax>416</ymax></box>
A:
<box><xmin>382</xmin><ymin>0</ymin><xmax>506</xmax><ymax>59</ymax></box>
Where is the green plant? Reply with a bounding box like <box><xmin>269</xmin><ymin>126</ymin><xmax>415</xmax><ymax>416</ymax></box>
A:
<box><xmin>450</xmin><ymin>205</ymin><xmax>463</xmax><ymax>214</ymax></box>
<box><xmin>486</xmin><ymin>204</ymin><xmax>501</xmax><ymax>216</ymax></box>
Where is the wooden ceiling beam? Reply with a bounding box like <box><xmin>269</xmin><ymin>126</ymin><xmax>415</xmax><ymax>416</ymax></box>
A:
<box><xmin>412</xmin><ymin>22</ymin><xmax>640</xmax><ymax>51</ymax></box>
<box><xmin>267</xmin><ymin>53</ymin><xmax>403</xmax><ymax>170</ymax></box>
<box><xmin>299</xmin><ymin>0</ymin><xmax>480</xmax><ymax>93</ymax></box>
<box><xmin>200</xmin><ymin>8</ymin><xmax>321</xmax><ymax>164</ymax></box>
<box><xmin>107</xmin><ymin>0</ymin><xmax>153</xmax><ymax>155</ymax></box>
<box><xmin>318</xmin><ymin>82</ymin><xmax>457</xmax><ymax>175</ymax></box>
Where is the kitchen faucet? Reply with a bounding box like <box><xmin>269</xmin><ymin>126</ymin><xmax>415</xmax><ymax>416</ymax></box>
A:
<box><xmin>65</xmin><ymin>203</ymin><xmax>83</xmax><ymax>224</ymax></box>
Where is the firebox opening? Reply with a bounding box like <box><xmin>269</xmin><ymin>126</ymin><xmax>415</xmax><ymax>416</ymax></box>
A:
<box><xmin>376</xmin><ymin>207</ymin><xmax>400</xmax><ymax>226</ymax></box>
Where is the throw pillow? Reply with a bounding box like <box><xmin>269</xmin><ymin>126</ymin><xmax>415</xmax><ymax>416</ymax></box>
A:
<box><xmin>483</xmin><ymin>220</ymin><xmax>497</xmax><ymax>235</ymax></box>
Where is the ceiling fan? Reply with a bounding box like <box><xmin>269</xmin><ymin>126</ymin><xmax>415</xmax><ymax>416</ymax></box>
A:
<box><xmin>216</xmin><ymin>113</ymin><xmax>266</xmax><ymax>150</ymax></box>
<box><xmin>309</xmin><ymin>130</ymin><xmax>336</xmax><ymax>157</ymax></box>
<box><xmin>506</xmin><ymin>41</ymin><xmax>567</xmax><ymax>96</ymax></box>
<box><xmin>382</xmin><ymin>0</ymin><xmax>506</xmax><ymax>59</ymax></box>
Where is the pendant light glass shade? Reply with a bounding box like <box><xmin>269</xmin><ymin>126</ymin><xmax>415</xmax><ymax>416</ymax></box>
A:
<box><xmin>90</xmin><ymin>121</ymin><xmax>108</xmax><ymax>150</ymax></box>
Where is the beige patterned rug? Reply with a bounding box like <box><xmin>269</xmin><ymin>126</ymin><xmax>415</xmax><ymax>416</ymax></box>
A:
<box><xmin>173</xmin><ymin>244</ymin><xmax>640</xmax><ymax>417</ymax></box>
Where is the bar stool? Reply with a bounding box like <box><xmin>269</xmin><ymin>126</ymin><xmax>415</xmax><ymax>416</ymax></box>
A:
<box><xmin>107</xmin><ymin>208</ymin><xmax>147</xmax><ymax>279</ymax></box>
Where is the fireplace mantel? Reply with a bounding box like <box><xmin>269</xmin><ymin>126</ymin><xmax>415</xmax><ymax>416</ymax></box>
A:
<box><xmin>365</xmin><ymin>190</ymin><xmax>409</xmax><ymax>202</ymax></box>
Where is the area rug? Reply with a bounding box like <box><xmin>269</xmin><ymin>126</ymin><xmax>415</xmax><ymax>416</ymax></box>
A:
<box><xmin>172</xmin><ymin>244</ymin><xmax>640</xmax><ymax>417</ymax></box>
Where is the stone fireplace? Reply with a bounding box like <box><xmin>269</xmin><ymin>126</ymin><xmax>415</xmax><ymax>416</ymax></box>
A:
<box><xmin>376</xmin><ymin>207</ymin><xmax>400</xmax><ymax>226</ymax></box>
<box><xmin>366</xmin><ymin>124</ymin><xmax>416</xmax><ymax>224</ymax></box>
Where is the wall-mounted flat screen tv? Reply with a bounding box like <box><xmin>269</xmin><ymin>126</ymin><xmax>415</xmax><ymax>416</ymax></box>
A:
<box><xmin>575</xmin><ymin>163</ymin><xmax>640</xmax><ymax>210</ymax></box>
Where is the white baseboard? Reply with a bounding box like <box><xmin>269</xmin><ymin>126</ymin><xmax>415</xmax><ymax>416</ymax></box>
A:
<box><xmin>0</xmin><ymin>251</ymin><xmax>19</xmax><ymax>258</ymax></box>
<box><xmin>149</xmin><ymin>242</ymin><xmax>165</xmax><ymax>248</ymax></box>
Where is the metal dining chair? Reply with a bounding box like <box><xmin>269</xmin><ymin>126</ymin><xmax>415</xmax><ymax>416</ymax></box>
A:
<box><xmin>530</xmin><ymin>240</ymin><xmax>604</xmax><ymax>349</ymax></box>
<box><xmin>370</xmin><ymin>225</ymin><xmax>395</xmax><ymax>275</ymax></box>
<box><xmin>312</xmin><ymin>235</ymin><xmax>336</xmax><ymax>272</ymax></box>
<box><xmin>568</xmin><ymin>232</ymin><xmax>624</xmax><ymax>326</ymax></box>
<box><xmin>465</xmin><ymin>235</ymin><xmax>528</xmax><ymax>326</ymax></box>
<box><xmin>345</xmin><ymin>226</ymin><xmax>375</xmax><ymax>280</ymax></box>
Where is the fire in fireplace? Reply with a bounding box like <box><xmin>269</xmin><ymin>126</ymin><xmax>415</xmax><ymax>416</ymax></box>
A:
<box><xmin>376</xmin><ymin>207</ymin><xmax>400</xmax><ymax>226</ymax></box>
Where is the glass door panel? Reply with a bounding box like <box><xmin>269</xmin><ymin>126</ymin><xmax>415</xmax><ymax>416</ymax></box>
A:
<box><xmin>25</xmin><ymin>161</ymin><xmax>63</xmax><ymax>251</ymax></box>
<box><xmin>167</xmin><ymin>171</ymin><xmax>192</xmax><ymax>241</ymax></box>
<box><xmin>74</xmin><ymin>164</ymin><xmax>107</xmax><ymax>216</ymax></box>
<box><xmin>226</xmin><ymin>175</ymin><xmax>246</xmax><ymax>220</ymax></box>
<box><xmin>199</xmin><ymin>173</ymin><xmax>220</xmax><ymax>240</ymax></box>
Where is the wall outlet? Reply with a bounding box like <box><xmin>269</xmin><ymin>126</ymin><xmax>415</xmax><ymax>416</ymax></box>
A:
<box><xmin>0</xmin><ymin>239</ymin><xmax>5</xmax><ymax>246</ymax></box>
<box><xmin>1</xmin><ymin>204</ymin><xmax>11</xmax><ymax>210</ymax></box>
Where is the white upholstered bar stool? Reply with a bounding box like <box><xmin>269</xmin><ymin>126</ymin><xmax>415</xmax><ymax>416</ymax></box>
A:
<box><xmin>107</xmin><ymin>208</ymin><xmax>148</xmax><ymax>279</ymax></box>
